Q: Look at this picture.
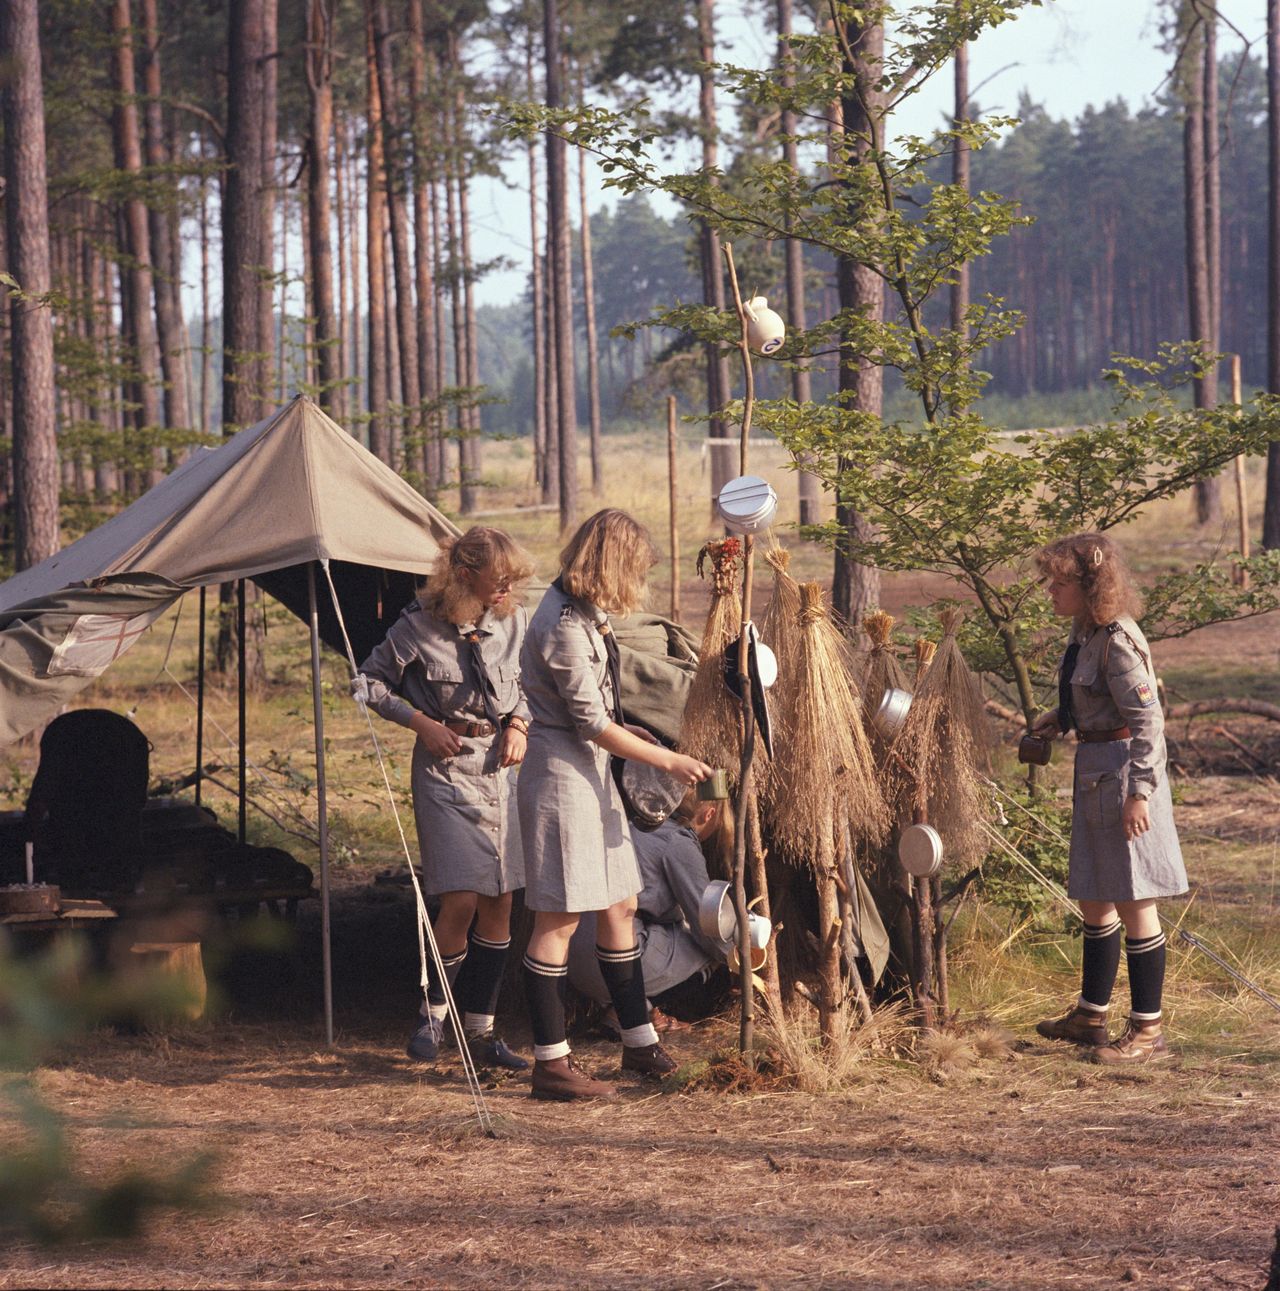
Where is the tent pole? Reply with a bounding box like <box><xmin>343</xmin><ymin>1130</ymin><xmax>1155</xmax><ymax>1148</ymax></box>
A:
<box><xmin>238</xmin><ymin>578</ymin><xmax>247</xmax><ymax>845</ymax></box>
<box><xmin>195</xmin><ymin>586</ymin><xmax>206</xmax><ymax>808</ymax></box>
<box><xmin>307</xmin><ymin>561</ymin><xmax>335</xmax><ymax>1047</ymax></box>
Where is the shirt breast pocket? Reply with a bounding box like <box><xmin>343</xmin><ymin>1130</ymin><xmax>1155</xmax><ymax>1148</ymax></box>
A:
<box><xmin>423</xmin><ymin>662</ymin><xmax>469</xmax><ymax>713</ymax></box>
<box><xmin>494</xmin><ymin>662</ymin><xmax>520</xmax><ymax>713</ymax></box>
<box><xmin>1070</xmin><ymin>658</ymin><xmax>1100</xmax><ymax>693</ymax></box>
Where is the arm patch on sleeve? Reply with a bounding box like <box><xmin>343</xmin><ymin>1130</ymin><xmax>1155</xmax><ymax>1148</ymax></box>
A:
<box><xmin>1134</xmin><ymin>679</ymin><xmax>1156</xmax><ymax>707</ymax></box>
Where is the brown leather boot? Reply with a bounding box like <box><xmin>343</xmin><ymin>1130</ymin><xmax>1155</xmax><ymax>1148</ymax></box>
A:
<box><xmin>621</xmin><ymin>1042</ymin><xmax>678</xmax><ymax>1079</ymax></box>
<box><xmin>1035</xmin><ymin>1003</ymin><xmax>1111</xmax><ymax>1047</ymax></box>
<box><xmin>530</xmin><ymin>1055</ymin><xmax>619</xmax><ymax>1101</ymax></box>
<box><xmin>1089</xmin><ymin>1016</ymin><xmax>1170</xmax><ymax>1065</ymax></box>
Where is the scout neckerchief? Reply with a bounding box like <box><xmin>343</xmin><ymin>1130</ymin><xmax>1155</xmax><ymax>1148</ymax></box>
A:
<box><xmin>1058</xmin><ymin>638</ymin><xmax>1081</xmax><ymax>735</ymax></box>
<box><xmin>459</xmin><ymin>617</ymin><xmax>506</xmax><ymax>729</ymax></box>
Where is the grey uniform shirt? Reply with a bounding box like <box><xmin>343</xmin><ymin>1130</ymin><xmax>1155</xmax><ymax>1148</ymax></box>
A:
<box><xmin>360</xmin><ymin>600</ymin><xmax>530</xmax><ymax>733</ymax></box>
<box><xmin>1060</xmin><ymin>614</ymin><xmax>1165</xmax><ymax>798</ymax></box>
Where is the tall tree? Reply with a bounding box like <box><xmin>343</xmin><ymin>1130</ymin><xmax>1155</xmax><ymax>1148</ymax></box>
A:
<box><xmin>831</xmin><ymin>11</ymin><xmax>883</xmax><ymax>626</ymax></box>
<box><xmin>258</xmin><ymin>0</ymin><xmax>278</xmax><ymax>407</ymax></box>
<box><xmin>578</xmin><ymin>134</ymin><xmax>603</xmax><ymax>491</ymax></box>
<box><xmin>697</xmin><ymin>0</ymin><xmax>732</xmax><ymax>517</ymax></box>
<box><xmin>545</xmin><ymin>0</ymin><xmax>578</xmax><ymax>531</ymax></box>
<box><xmin>305</xmin><ymin>0</ymin><xmax>339</xmax><ymax>413</ymax></box>
<box><xmin>951</xmin><ymin>11</ymin><xmax>971</xmax><ymax>339</ymax></box>
<box><xmin>111</xmin><ymin>0</ymin><xmax>164</xmax><ymax>487</ymax></box>
<box><xmin>526</xmin><ymin>32</ymin><xmax>550</xmax><ymax>500</ymax></box>
<box><xmin>1177</xmin><ymin>1</ymin><xmax>1221</xmax><ymax>524</ymax></box>
<box><xmin>1265</xmin><ymin>0</ymin><xmax>1280</xmax><ymax>549</ymax></box>
<box><xmin>140</xmin><ymin>0</ymin><xmax>191</xmax><ymax>439</ymax></box>
<box><xmin>364</xmin><ymin>2</ymin><xmax>390</xmax><ymax>462</ymax></box>
<box><xmin>372</xmin><ymin>0</ymin><xmax>422</xmax><ymax>481</ymax></box>
<box><xmin>408</xmin><ymin>0</ymin><xmax>442</xmax><ymax>491</ymax></box>
<box><xmin>1</xmin><ymin>0</ymin><xmax>60</xmax><ymax>567</ymax></box>
<box><xmin>778</xmin><ymin>0</ymin><xmax>819</xmax><ymax>525</ymax></box>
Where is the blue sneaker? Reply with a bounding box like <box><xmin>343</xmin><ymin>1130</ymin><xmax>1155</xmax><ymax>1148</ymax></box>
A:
<box><xmin>466</xmin><ymin>1032</ymin><xmax>530</xmax><ymax>1071</ymax></box>
<box><xmin>406</xmin><ymin>1014</ymin><xmax>444</xmax><ymax>1061</ymax></box>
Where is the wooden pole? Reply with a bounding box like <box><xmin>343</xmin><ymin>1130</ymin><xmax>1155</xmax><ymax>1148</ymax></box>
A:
<box><xmin>667</xmin><ymin>395</ymin><xmax>681</xmax><ymax>623</ymax></box>
<box><xmin>1231</xmin><ymin>354</ymin><xmax>1251</xmax><ymax>589</ymax></box>
<box><xmin>237</xmin><ymin>578</ymin><xmax>247</xmax><ymax>846</ymax></box>
<box><xmin>724</xmin><ymin>241</ymin><xmax>757</xmax><ymax>1056</ymax></box>
<box><xmin>308</xmin><ymin>562</ymin><xmax>335</xmax><ymax>1047</ymax></box>
<box><xmin>195</xmin><ymin>585</ymin><xmax>206</xmax><ymax>807</ymax></box>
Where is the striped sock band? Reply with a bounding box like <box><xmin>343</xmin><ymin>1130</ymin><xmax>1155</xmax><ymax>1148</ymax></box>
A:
<box><xmin>522</xmin><ymin>953</ymin><xmax>568</xmax><ymax>1050</ymax></box>
<box><xmin>596</xmin><ymin>943</ymin><xmax>649</xmax><ymax>1033</ymax></box>
<box><xmin>1080</xmin><ymin>918</ymin><xmax>1123</xmax><ymax>1011</ymax></box>
<box><xmin>424</xmin><ymin>947</ymin><xmax>467</xmax><ymax>1020</ymax></box>
<box><xmin>1126</xmin><ymin>931</ymin><xmax>1167</xmax><ymax>1018</ymax></box>
<box><xmin>458</xmin><ymin>933</ymin><xmax>511</xmax><ymax>1028</ymax></box>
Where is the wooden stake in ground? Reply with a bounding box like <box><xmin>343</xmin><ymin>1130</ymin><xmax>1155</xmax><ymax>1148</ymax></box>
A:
<box><xmin>1231</xmin><ymin>354</ymin><xmax>1251</xmax><ymax>589</ymax></box>
<box><xmin>668</xmin><ymin>395</ymin><xmax>681</xmax><ymax>621</ymax></box>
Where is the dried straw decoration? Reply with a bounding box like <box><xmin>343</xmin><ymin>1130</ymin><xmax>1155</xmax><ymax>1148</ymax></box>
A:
<box><xmin>679</xmin><ymin>537</ymin><xmax>747</xmax><ymax>773</ymax></box>
<box><xmin>757</xmin><ymin>545</ymin><xmax>803</xmax><ymax>819</ymax></box>
<box><xmin>895</xmin><ymin>607</ymin><xmax>991</xmax><ymax>866</ymax></box>
<box><xmin>769</xmin><ymin>582</ymin><xmax>889</xmax><ymax>868</ymax></box>
<box><xmin>861</xmin><ymin>610</ymin><xmax>909</xmax><ymax>730</ymax></box>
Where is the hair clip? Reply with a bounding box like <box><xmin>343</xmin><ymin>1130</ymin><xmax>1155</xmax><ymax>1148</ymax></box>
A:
<box><xmin>1091</xmin><ymin>548</ymin><xmax>1103</xmax><ymax>566</ymax></box>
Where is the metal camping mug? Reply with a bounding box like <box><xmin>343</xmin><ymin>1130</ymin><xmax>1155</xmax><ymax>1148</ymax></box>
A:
<box><xmin>697</xmin><ymin>769</ymin><xmax>729</xmax><ymax>801</ymax></box>
<box><xmin>1018</xmin><ymin>733</ymin><xmax>1053</xmax><ymax>766</ymax></box>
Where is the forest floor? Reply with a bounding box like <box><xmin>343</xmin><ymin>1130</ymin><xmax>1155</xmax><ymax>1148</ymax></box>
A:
<box><xmin>2</xmin><ymin>440</ymin><xmax>1279</xmax><ymax>1288</ymax></box>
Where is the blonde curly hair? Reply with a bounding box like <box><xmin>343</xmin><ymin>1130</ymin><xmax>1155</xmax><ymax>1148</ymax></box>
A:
<box><xmin>1035</xmin><ymin>531</ymin><xmax>1142</xmax><ymax>626</ymax></box>
<box><xmin>418</xmin><ymin>526</ymin><xmax>535</xmax><ymax>625</ymax></box>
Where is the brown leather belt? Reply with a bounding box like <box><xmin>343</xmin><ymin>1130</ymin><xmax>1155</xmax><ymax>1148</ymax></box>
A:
<box><xmin>1078</xmin><ymin>725</ymin><xmax>1131</xmax><ymax>743</ymax></box>
<box><xmin>443</xmin><ymin>719</ymin><xmax>497</xmax><ymax>739</ymax></box>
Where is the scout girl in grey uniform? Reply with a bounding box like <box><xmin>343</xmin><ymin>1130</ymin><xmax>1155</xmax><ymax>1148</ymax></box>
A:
<box><xmin>1031</xmin><ymin>532</ymin><xmax>1187</xmax><ymax>1064</ymax></box>
<box><xmin>518</xmin><ymin>509</ymin><xmax>713</xmax><ymax>1101</ymax></box>
<box><xmin>358</xmin><ymin>527</ymin><xmax>534</xmax><ymax>1070</ymax></box>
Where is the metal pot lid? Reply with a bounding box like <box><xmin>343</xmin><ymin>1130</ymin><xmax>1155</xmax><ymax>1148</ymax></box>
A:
<box><xmin>898</xmin><ymin>822</ymin><xmax>944</xmax><ymax>877</ymax></box>
<box><xmin>698</xmin><ymin>879</ymin><xmax>737</xmax><ymax>942</ymax></box>
<box><xmin>717</xmin><ymin>475</ymin><xmax>779</xmax><ymax>533</ymax></box>
<box><xmin>873</xmin><ymin>686</ymin><xmax>913</xmax><ymax>740</ymax></box>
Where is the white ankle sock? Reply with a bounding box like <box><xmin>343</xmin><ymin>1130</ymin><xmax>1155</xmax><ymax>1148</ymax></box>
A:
<box><xmin>620</xmin><ymin>1022</ymin><xmax>659</xmax><ymax>1048</ymax></box>
<box><xmin>533</xmin><ymin>1041</ymin><xmax>571</xmax><ymax>1062</ymax></box>
<box><xmin>464</xmin><ymin>1012</ymin><xmax>495</xmax><ymax>1037</ymax></box>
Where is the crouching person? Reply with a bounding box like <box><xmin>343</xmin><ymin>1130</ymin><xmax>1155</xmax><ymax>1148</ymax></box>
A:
<box><xmin>568</xmin><ymin>795</ymin><xmax>732</xmax><ymax>1030</ymax></box>
<box><xmin>356</xmin><ymin>526</ymin><xmax>535</xmax><ymax>1071</ymax></box>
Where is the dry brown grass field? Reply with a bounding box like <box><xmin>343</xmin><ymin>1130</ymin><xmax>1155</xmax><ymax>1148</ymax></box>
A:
<box><xmin>1</xmin><ymin>431</ymin><xmax>1278</xmax><ymax>1289</ymax></box>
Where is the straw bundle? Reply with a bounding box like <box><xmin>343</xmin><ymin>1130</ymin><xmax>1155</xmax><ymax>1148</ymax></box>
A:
<box><xmin>770</xmin><ymin>582</ymin><xmax>889</xmax><ymax>868</ymax></box>
<box><xmin>759</xmin><ymin>546</ymin><xmax>803</xmax><ymax>687</ymax></box>
<box><xmin>896</xmin><ymin>607</ymin><xmax>991</xmax><ymax>865</ymax></box>
<box><xmin>861</xmin><ymin>611</ymin><xmax>910</xmax><ymax>730</ymax></box>
<box><xmin>679</xmin><ymin>538</ymin><xmax>746</xmax><ymax>772</ymax></box>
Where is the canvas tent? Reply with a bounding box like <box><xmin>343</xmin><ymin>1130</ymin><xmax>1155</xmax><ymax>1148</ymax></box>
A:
<box><xmin>0</xmin><ymin>395</ymin><xmax>460</xmax><ymax>1041</ymax></box>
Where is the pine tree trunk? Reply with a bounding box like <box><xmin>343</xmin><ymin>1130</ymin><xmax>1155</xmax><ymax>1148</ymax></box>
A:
<box><xmin>348</xmin><ymin>116</ymin><xmax>363</xmax><ymax>432</ymax></box>
<box><xmin>1195</xmin><ymin>6</ymin><xmax>1223</xmax><ymax>524</ymax></box>
<box><xmin>373</xmin><ymin>0</ymin><xmax>422</xmax><ymax>481</ymax></box>
<box><xmin>140</xmin><ymin>0</ymin><xmax>191</xmax><ymax>443</ymax></box>
<box><xmin>334</xmin><ymin>110</ymin><xmax>350</xmax><ymax>423</ymax></box>
<box><xmin>408</xmin><ymin>0</ymin><xmax>441</xmax><ymax>492</ymax></box>
<box><xmin>951</xmin><ymin>21</ymin><xmax>970</xmax><ymax>339</ymax></box>
<box><xmin>111</xmin><ymin>0</ymin><xmax>164</xmax><ymax>487</ymax></box>
<box><xmin>1266</xmin><ymin>0</ymin><xmax>1280</xmax><ymax>550</ymax></box>
<box><xmin>777</xmin><ymin>0</ymin><xmax>819</xmax><ymax>525</ymax></box>
<box><xmin>542</xmin><ymin>243</ymin><xmax>560</xmax><ymax>505</ymax></box>
<box><xmin>545</xmin><ymin>0</ymin><xmax>577</xmax><ymax>532</ymax></box>
<box><xmin>832</xmin><ymin>15</ymin><xmax>882</xmax><ymax>628</ymax></box>
<box><xmin>305</xmin><ymin>0</ymin><xmax>339</xmax><ymax>413</ymax></box>
<box><xmin>223</xmin><ymin>0</ymin><xmax>266</xmax><ymax>439</ymax></box>
<box><xmin>364</xmin><ymin>3</ymin><xmax>390</xmax><ymax>463</ymax></box>
<box><xmin>575</xmin><ymin>66</ymin><xmax>603</xmax><ymax>493</ymax></box>
<box><xmin>527</xmin><ymin>35</ymin><xmax>549</xmax><ymax>499</ymax></box>
<box><xmin>698</xmin><ymin>0</ymin><xmax>732</xmax><ymax>518</ymax></box>
<box><xmin>258</xmin><ymin>0</ymin><xmax>278</xmax><ymax>411</ymax></box>
<box><xmin>458</xmin><ymin>144</ymin><xmax>482</xmax><ymax>513</ymax></box>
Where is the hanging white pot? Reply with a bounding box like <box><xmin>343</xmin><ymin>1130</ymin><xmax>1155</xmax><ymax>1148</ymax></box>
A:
<box><xmin>898</xmin><ymin>823</ymin><xmax>944</xmax><ymax>878</ymax></box>
<box><xmin>744</xmin><ymin>296</ymin><xmax>786</xmax><ymax>355</ymax></box>
<box><xmin>717</xmin><ymin>475</ymin><xmax>779</xmax><ymax>535</ymax></box>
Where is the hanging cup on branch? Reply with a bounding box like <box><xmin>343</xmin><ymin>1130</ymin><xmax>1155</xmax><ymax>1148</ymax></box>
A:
<box><xmin>744</xmin><ymin>296</ymin><xmax>786</xmax><ymax>355</ymax></box>
<box><xmin>718</xmin><ymin>475</ymin><xmax>778</xmax><ymax>535</ymax></box>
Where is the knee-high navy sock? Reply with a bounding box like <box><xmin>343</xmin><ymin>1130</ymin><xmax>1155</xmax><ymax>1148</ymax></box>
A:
<box><xmin>1125</xmin><ymin>931</ymin><xmax>1167</xmax><ymax>1020</ymax></box>
<box><xmin>457</xmin><ymin>933</ymin><xmax>510</xmax><ymax>1036</ymax></box>
<box><xmin>522</xmin><ymin>953</ymin><xmax>569</xmax><ymax>1060</ymax></box>
<box><xmin>596</xmin><ymin>944</ymin><xmax>657</xmax><ymax>1047</ymax></box>
<box><xmin>424</xmin><ymin>946</ymin><xmax>467</xmax><ymax>1022</ymax></box>
<box><xmin>1080</xmin><ymin>918</ymin><xmax>1123</xmax><ymax>1011</ymax></box>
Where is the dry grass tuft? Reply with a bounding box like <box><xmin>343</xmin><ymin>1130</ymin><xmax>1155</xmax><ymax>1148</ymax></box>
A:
<box><xmin>759</xmin><ymin>997</ymin><xmax>908</xmax><ymax>1094</ymax></box>
<box><xmin>968</xmin><ymin>1023</ymin><xmax>1018</xmax><ymax>1061</ymax></box>
<box><xmin>915</xmin><ymin>1027</ymin><xmax>981</xmax><ymax>1078</ymax></box>
<box><xmin>895</xmin><ymin>607</ymin><xmax>992</xmax><ymax>866</ymax></box>
<box><xmin>768</xmin><ymin>583</ymin><xmax>888</xmax><ymax>864</ymax></box>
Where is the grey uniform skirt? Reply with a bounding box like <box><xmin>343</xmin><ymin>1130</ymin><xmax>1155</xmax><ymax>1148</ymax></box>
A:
<box><xmin>411</xmin><ymin>739</ymin><xmax>524</xmax><ymax>898</ymax></box>
<box><xmin>1069</xmin><ymin>740</ymin><xmax>1187</xmax><ymax>903</ymax></box>
<box><xmin>517</xmin><ymin>725</ymin><xmax>641</xmax><ymax>913</ymax></box>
